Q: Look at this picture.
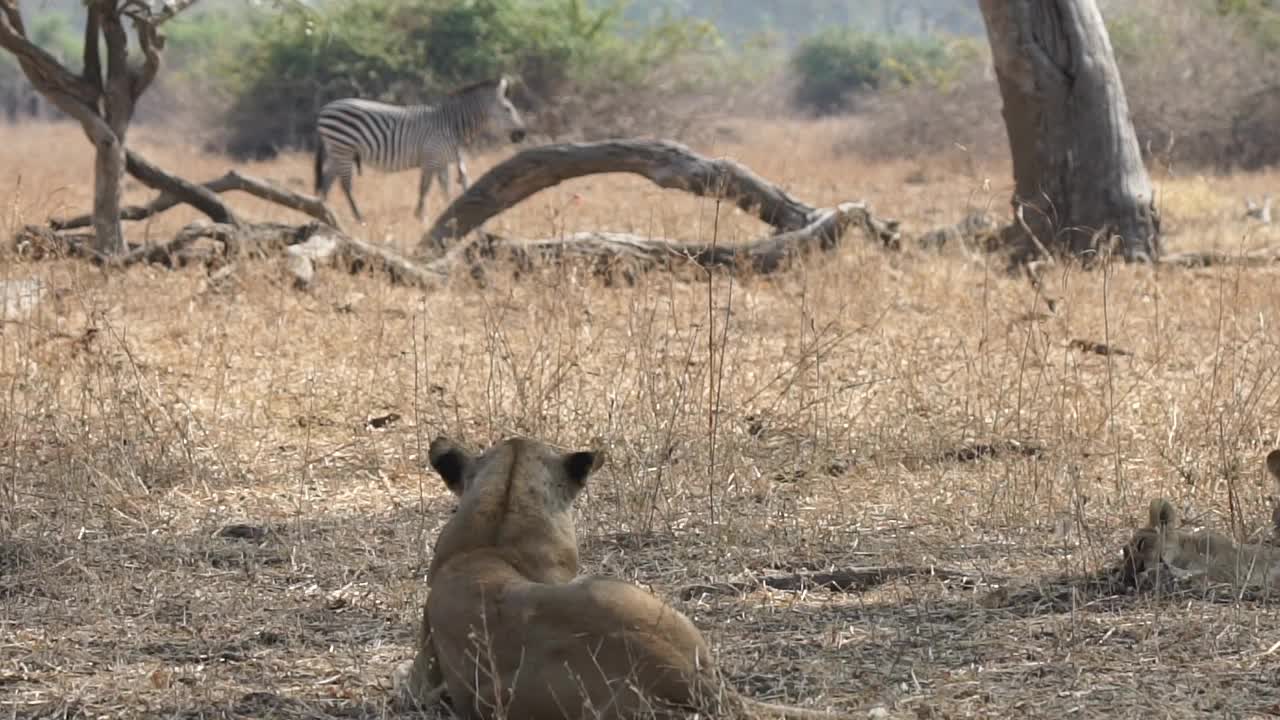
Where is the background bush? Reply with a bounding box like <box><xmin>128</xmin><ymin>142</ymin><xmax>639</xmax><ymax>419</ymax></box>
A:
<box><xmin>211</xmin><ymin>0</ymin><xmax>731</xmax><ymax>159</ymax></box>
<box><xmin>789</xmin><ymin>30</ymin><xmax>977</xmax><ymax>115</ymax></box>
<box><xmin>4</xmin><ymin>0</ymin><xmax>1280</xmax><ymax>173</ymax></box>
<box><xmin>835</xmin><ymin>0</ymin><xmax>1280</xmax><ymax>172</ymax></box>
<box><xmin>1105</xmin><ymin>0</ymin><xmax>1280</xmax><ymax>171</ymax></box>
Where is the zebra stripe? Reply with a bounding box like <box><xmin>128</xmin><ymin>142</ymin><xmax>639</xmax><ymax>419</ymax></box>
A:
<box><xmin>314</xmin><ymin>76</ymin><xmax>527</xmax><ymax>223</ymax></box>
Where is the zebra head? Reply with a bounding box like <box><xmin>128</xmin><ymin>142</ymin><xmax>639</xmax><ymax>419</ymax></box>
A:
<box><xmin>492</xmin><ymin>75</ymin><xmax>527</xmax><ymax>144</ymax></box>
<box><xmin>445</xmin><ymin>76</ymin><xmax>529</xmax><ymax>147</ymax></box>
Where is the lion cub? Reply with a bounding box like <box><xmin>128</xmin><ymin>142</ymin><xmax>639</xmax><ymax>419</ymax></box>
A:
<box><xmin>397</xmin><ymin>435</ymin><xmax>852</xmax><ymax>720</ymax></box>
<box><xmin>1122</xmin><ymin>496</ymin><xmax>1280</xmax><ymax>589</ymax></box>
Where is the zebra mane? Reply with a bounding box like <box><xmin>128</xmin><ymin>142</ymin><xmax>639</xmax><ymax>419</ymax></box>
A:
<box><xmin>450</xmin><ymin>77</ymin><xmax>507</xmax><ymax>98</ymax></box>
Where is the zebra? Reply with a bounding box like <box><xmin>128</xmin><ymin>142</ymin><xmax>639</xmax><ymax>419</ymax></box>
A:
<box><xmin>313</xmin><ymin>75</ymin><xmax>528</xmax><ymax>223</ymax></box>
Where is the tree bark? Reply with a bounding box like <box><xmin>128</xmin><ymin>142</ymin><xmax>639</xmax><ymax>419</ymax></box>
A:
<box><xmin>90</xmin><ymin>135</ymin><xmax>127</xmax><ymax>254</ymax></box>
<box><xmin>979</xmin><ymin>0</ymin><xmax>1160</xmax><ymax>262</ymax></box>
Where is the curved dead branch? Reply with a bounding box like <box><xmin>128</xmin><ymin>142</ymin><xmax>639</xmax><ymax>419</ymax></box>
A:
<box><xmin>417</xmin><ymin>139</ymin><xmax>898</xmax><ymax>257</ymax></box>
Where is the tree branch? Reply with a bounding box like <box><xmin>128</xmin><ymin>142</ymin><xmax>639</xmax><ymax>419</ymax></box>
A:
<box><xmin>82</xmin><ymin>5</ymin><xmax>102</xmax><ymax>94</ymax></box>
<box><xmin>99</xmin><ymin>1</ymin><xmax>133</xmax><ymax>135</ymax></box>
<box><xmin>0</xmin><ymin>4</ymin><xmax>101</xmax><ymax>110</ymax></box>
<box><xmin>52</xmin><ymin>168</ymin><xmax>337</xmax><ymax>230</ymax></box>
<box><xmin>677</xmin><ymin>566</ymin><xmax>1005</xmax><ymax>599</ymax></box>
<box><xmin>0</xmin><ymin>0</ymin><xmax>25</xmax><ymax>35</ymax></box>
<box><xmin>151</xmin><ymin>0</ymin><xmax>202</xmax><ymax>27</ymax></box>
<box><xmin>129</xmin><ymin>15</ymin><xmax>163</xmax><ymax>101</ymax></box>
<box><xmin>124</xmin><ymin>150</ymin><xmax>241</xmax><ymax>227</ymax></box>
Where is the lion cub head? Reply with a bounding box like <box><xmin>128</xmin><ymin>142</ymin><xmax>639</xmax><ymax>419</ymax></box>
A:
<box><xmin>1120</xmin><ymin>496</ymin><xmax>1274</xmax><ymax>589</ymax></box>
<box><xmin>426</xmin><ymin>435</ymin><xmax>605</xmax><ymax>585</ymax></box>
<box><xmin>1121</xmin><ymin>498</ymin><xmax>1178</xmax><ymax>586</ymax></box>
<box><xmin>1121</xmin><ymin>498</ymin><xmax>1239</xmax><ymax>587</ymax></box>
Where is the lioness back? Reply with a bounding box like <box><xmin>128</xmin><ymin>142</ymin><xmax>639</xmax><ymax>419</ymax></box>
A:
<box><xmin>430</xmin><ymin>556</ymin><xmax>716</xmax><ymax>717</ymax></box>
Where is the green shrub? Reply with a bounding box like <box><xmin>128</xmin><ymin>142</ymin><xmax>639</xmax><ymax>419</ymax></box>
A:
<box><xmin>789</xmin><ymin>30</ymin><xmax>975</xmax><ymax>115</ymax></box>
<box><xmin>1214</xmin><ymin>0</ymin><xmax>1280</xmax><ymax>48</ymax></box>
<box><xmin>212</xmin><ymin>0</ymin><xmax>732</xmax><ymax>159</ymax></box>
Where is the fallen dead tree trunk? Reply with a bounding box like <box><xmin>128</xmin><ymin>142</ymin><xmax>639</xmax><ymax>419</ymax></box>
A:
<box><xmin>417</xmin><ymin>138</ymin><xmax>900</xmax><ymax>257</ymax></box>
<box><xmin>16</xmin><ymin>137</ymin><xmax>903</xmax><ymax>288</ymax></box>
<box><xmin>443</xmin><ymin>201</ymin><xmax>890</xmax><ymax>283</ymax></box>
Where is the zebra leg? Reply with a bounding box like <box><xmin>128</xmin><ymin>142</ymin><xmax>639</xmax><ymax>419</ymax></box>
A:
<box><xmin>435</xmin><ymin>165</ymin><xmax>451</xmax><ymax>210</ymax></box>
<box><xmin>415</xmin><ymin>165</ymin><xmax>436</xmax><ymax>222</ymax></box>
<box><xmin>339</xmin><ymin>173</ymin><xmax>364</xmax><ymax>225</ymax></box>
<box><xmin>455</xmin><ymin>155</ymin><xmax>470</xmax><ymax>191</ymax></box>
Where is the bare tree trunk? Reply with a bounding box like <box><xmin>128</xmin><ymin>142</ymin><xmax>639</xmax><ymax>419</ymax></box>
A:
<box><xmin>979</xmin><ymin>0</ymin><xmax>1160</xmax><ymax>262</ymax></box>
<box><xmin>90</xmin><ymin>135</ymin><xmax>126</xmax><ymax>254</ymax></box>
<box><xmin>87</xmin><ymin>2</ymin><xmax>131</xmax><ymax>254</ymax></box>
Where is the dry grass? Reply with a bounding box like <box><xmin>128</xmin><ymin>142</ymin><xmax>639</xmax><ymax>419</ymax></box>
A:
<box><xmin>3</xmin><ymin>118</ymin><xmax>1280</xmax><ymax>720</ymax></box>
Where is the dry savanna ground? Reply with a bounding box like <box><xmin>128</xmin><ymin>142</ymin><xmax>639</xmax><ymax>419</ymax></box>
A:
<box><xmin>3</xmin><ymin>118</ymin><xmax>1280</xmax><ymax>719</ymax></box>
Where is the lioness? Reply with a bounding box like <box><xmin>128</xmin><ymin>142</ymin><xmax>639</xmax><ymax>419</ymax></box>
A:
<box><xmin>397</xmin><ymin>435</ymin><xmax>853</xmax><ymax>720</ymax></box>
<box><xmin>1121</xmin><ymin>496</ymin><xmax>1280</xmax><ymax>589</ymax></box>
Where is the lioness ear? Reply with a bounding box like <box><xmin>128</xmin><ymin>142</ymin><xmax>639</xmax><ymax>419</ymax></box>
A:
<box><xmin>429</xmin><ymin>436</ymin><xmax>473</xmax><ymax>496</ymax></box>
<box><xmin>1149</xmin><ymin>498</ymin><xmax>1177</xmax><ymax>529</ymax></box>
<box><xmin>563</xmin><ymin>449</ymin><xmax>605</xmax><ymax>489</ymax></box>
<box><xmin>1267</xmin><ymin>449</ymin><xmax>1280</xmax><ymax>481</ymax></box>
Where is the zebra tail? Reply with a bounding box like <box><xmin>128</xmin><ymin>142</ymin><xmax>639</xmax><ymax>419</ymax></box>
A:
<box><xmin>313</xmin><ymin>141</ymin><xmax>325</xmax><ymax>194</ymax></box>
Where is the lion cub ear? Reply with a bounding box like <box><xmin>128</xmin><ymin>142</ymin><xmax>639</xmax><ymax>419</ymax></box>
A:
<box><xmin>429</xmin><ymin>436</ymin><xmax>474</xmax><ymax>496</ymax></box>
<box><xmin>1148</xmin><ymin>498</ymin><xmax>1178</xmax><ymax>530</ymax></box>
<box><xmin>563</xmin><ymin>449</ymin><xmax>606</xmax><ymax>489</ymax></box>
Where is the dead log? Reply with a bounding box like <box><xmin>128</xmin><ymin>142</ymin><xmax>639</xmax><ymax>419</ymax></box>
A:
<box><xmin>111</xmin><ymin>221</ymin><xmax>236</xmax><ymax>267</ymax></box>
<box><xmin>677</xmin><ymin>566</ymin><xmax>1003</xmax><ymax>600</ymax></box>
<box><xmin>52</xmin><ymin>168</ymin><xmax>338</xmax><ymax>230</ymax></box>
<box><xmin>432</xmin><ymin>201</ymin><xmax>894</xmax><ymax>283</ymax></box>
<box><xmin>280</xmin><ymin>225</ymin><xmax>447</xmax><ymax>289</ymax></box>
<box><xmin>1158</xmin><ymin>249</ymin><xmax>1280</xmax><ymax>268</ymax></box>
<box><xmin>417</xmin><ymin>139</ymin><xmax>900</xmax><ymax>257</ymax></box>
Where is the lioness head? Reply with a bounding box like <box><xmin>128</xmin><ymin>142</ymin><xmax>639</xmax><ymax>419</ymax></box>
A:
<box><xmin>1120</xmin><ymin>497</ymin><xmax>1179</xmax><ymax>585</ymax></box>
<box><xmin>426</xmin><ymin>435</ymin><xmax>605</xmax><ymax>585</ymax></box>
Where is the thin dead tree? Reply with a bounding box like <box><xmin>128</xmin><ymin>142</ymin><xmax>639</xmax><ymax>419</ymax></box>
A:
<box><xmin>0</xmin><ymin>0</ymin><xmax>229</xmax><ymax>255</ymax></box>
<box><xmin>979</xmin><ymin>0</ymin><xmax>1161</xmax><ymax>263</ymax></box>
